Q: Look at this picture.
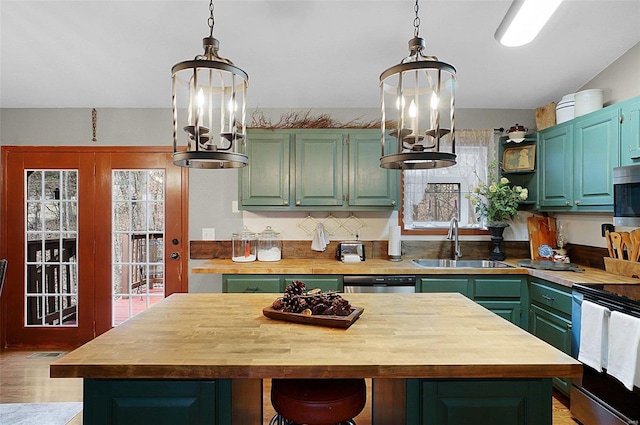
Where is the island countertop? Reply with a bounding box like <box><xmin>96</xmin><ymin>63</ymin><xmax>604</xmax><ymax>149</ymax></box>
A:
<box><xmin>192</xmin><ymin>258</ymin><xmax>638</xmax><ymax>287</ymax></box>
<box><xmin>51</xmin><ymin>293</ymin><xmax>581</xmax><ymax>380</ymax></box>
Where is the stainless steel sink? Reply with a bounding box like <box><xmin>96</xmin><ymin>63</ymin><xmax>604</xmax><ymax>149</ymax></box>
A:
<box><xmin>410</xmin><ymin>259</ymin><xmax>513</xmax><ymax>268</ymax></box>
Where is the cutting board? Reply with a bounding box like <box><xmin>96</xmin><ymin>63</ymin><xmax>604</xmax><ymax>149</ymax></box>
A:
<box><xmin>527</xmin><ymin>216</ymin><xmax>557</xmax><ymax>260</ymax></box>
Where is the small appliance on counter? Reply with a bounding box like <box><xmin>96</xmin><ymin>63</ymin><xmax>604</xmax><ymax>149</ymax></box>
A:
<box><xmin>336</xmin><ymin>241</ymin><xmax>365</xmax><ymax>263</ymax></box>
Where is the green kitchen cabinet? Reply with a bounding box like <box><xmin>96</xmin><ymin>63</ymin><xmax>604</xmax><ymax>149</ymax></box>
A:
<box><xmin>572</xmin><ymin>107</ymin><xmax>620</xmax><ymax>207</ymax></box>
<box><xmin>621</xmin><ymin>96</ymin><xmax>640</xmax><ymax>166</ymax></box>
<box><xmin>294</xmin><ymin>132</ymin><xmax>344</xmax><ymax>207</ymax></box>
<box><xmin>239</xmin><ymin>129</ymin><xmax>399</xmax><ymax>211</ymax></box>
<box><xmin>529</xmin><ymin>279</ymin><xmax>572</xmax><ymax>396</ymax></box>
<box><xmin>418</xmin><ymin>275</ymin><xmax>527</xmax><ymax>329</ymax></box>
<box><xmin>474</xmin><ymin>276</ymin><xmax>528</xmax><ymax>329</ymax></box>
<box><xmin>223</xmin><ymin>275</ymin><xmax>283</xmax><ymax>293</ymax></box>
<box><xmin>283</xmin><ymin>275</ymin><xmax>343</xmax><ymax>292</ymax></box>
<box><xmin>418</xmin><ymin>276</ymin><xmax>473</xmax><ymax>299</ymax></box>
<box><xmin>348</xmin><ymin>132</ymin><xmax>398</xmax><ymax>207</ymax></box>
<box><xmin>83</xmin><ymin>379</ymin><xmax>231</xmax><ymax>425</ymax></box>
<box><xmin>223</xmin><ymin>274</ymin><xmax>343</xmax><ymax>293</ymax></box>
<box><xmin>405</xmin><ymin>378</ymin><xmax>552</xmax><ymax>425</ymax></box>
<box><xmin>538</xmin><ymin>123</ymin><xmax>574</xmax><ymax>209</ymax></box>
<box><xmin>537</xmin><ymin>95</ymin><xmax>640</xmax><ymax>211</ymax></box>
<box><xmin>240</xmin><ymin>131</ymin><xmax>291</xmax><ymax>207</ymax></box>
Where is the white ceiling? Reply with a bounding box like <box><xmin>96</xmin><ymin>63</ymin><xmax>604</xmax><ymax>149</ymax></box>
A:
<box><xmin>1</xmin><ymin>0</ymin><xmax>639</xmax><ymax>110</ymax></box>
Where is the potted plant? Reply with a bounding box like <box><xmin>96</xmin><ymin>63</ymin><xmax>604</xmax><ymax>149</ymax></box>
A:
<box><xmin>466</xmin><ymin>162</ymin><xmax>528</xmax><ymax>260</ymax></box>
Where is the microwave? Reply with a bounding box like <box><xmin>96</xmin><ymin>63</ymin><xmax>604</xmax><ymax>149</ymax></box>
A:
<box><xmin>613</xmin><ymin>164</ymin><xmax>640</xmax><ymax>226</ymax></box>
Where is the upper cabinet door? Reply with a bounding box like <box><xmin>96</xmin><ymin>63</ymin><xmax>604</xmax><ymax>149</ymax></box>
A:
<box><xmin>348</xmin><ymin>131</ymin><xmax>398</xmax><ymax>207</ymax></box>
<box><xmin>294</xmin><ymin>132</ymin><xmax>344</xmax><ymax>207</ymax></box>
<box><xmin>621</xmin><ymin>97</ymin><xmax>640</xmax><ymax>166</ymax></box>
<box><xmin>539</xmin><ymin>123</ymin><xmax>574</xmax><ymax>208</ymax></box>
<box><xmin>573</xmin><ymin>108</ymin><xmax>620</xmax><ymax>207</ymax></box>
<box><xmin>240</xmin><ymin>132</ymin><xmax>291</xmax><ymax>207</ymax></box>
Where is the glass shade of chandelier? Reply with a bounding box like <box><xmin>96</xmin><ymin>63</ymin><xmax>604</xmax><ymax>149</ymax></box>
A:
<box><xmin>379</xmin><ymin>0</ymin><xmax>457</xmax><ymax>170</ymax></box>
<box><xmin>171</xmin><ymin>1</ymin><xmax>249</xmax><ymax>169</ymax></box>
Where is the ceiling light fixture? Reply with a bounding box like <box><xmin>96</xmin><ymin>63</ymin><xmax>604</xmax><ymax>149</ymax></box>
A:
<box><xmin>171</xmin><ymin>0</ymin><xmax>249</xmax><ymax>169</ymax></box>
<box><xmin>495</xmin><ymin>0</ymin><xmax>563</xmax><ymax>47</ymax></box>
<box><xmin>379</xmin><ymin>0</ymin><xmax>457</xmax><ymax>170</ymax></box>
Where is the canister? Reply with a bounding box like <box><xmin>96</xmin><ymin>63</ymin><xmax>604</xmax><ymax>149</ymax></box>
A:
<box><xmin>231</xmin><ymin>227</ymin><xmax>257</xmax><ymax>262</ymax></box>
<box><xmin>257</xmin><ymin>226</ymin><xmax>282</xmax><ymax>262</ymax></box>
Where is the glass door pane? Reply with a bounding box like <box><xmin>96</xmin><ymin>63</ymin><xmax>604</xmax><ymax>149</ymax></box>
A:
<box><xmin>112</xmin><ymin>170</ymin><xmax>165</xmax><ymax>325</ymax></box>
<box><xmin>24</xmin><ymin>170</ymin><xmax>78</xmax><ymax>326</ymax></box>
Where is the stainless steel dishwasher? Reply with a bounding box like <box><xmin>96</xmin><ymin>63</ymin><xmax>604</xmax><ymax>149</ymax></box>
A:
<box><xmin>343</xmin><ymin>275</ymin><xmax>416</xmax><ymax>293</ymax></box>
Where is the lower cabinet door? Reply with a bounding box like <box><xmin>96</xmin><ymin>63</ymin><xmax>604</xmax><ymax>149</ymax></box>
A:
<box><xmin>84</xmin><ymin>379</ymin><xmax>232</xmax><ymax>425</ymax></box>
<box><xmin>529</xmin><ymin>304</ymin><xmax>572</xmax><ymax>395</ymax></box>
<box><xmin>406</xmin><ymin>378</ymin><xmax>552</xmax><ymax>425</ymax></box>
<box><xmin>476</xmin><ymin>301</ymin><xmax>523</xmax><ymax>329</ymax></box>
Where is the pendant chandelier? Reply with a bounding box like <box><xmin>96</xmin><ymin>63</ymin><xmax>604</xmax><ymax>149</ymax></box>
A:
<box><xmin>379</xmin><ymin>0</ymin><xmax>457</xmax><ymax>170</ymax></box>
<box><xmin>171</xmin><ymin>0</ymin><xmax>249</xmax><ymax>169</ymax></box>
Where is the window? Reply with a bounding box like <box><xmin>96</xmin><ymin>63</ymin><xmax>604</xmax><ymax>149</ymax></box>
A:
<box><xmin>402</xmin><ymin>129</ymin><xmax>497</xmax><ymax>232</ymax></box>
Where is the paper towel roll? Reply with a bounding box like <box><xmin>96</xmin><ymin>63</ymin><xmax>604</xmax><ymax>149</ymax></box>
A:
<box><xmin>388</xmin><ymin>225</ymin><xmax>401</xmax><ymax>257</ymax></box>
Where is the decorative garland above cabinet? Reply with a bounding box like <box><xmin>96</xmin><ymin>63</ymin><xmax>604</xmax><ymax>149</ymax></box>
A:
<box><xmin>238</xmin><ymin>129</ymin><xmax>400</xmax><ymax>211</ymax></box>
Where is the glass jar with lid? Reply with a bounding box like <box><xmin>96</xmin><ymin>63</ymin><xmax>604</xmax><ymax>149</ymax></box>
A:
<box><xmin>257</xmin><ymin>226</ymin><xmax>282</xmax><ymax>262</ymax></box>
<box><xmin>231</xmin><ymin>227</ymin><xmax>257</xmax><ymax>262</ymax></box>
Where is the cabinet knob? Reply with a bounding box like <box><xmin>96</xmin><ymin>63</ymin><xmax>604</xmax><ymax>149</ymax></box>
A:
<box><xmin>391</xmin><ymin>200</ymin><xmax>396</xmax><ymax>206</ymax></box>
<box><xmin>575</xmin><ymin>200</ymin><xmax>581</xmax><ymax>205</ymax></box>
<box><xmin>296</xmin><ymin>201</ymin><xmax>301</xmax><ymax>206</ymax></box>
<box><xmin>564</xmin><ymin>201</ymin><xmax>571</xmax><ymax>206</ymax></box>
<box><xmin>283</xmin><ymin>201</ymin><xmax>289</xmax><ymax>206</ymax></box>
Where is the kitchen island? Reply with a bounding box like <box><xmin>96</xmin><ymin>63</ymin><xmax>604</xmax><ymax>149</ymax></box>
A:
<box><xmin>51</xmin><ymin>293</ymin><xmax>581</xmax><ymax>424</ymax></box>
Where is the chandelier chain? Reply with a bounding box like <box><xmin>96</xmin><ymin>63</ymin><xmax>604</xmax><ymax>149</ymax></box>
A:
<box><xmin>91</xmin><ymin>108</ymin><xmax>97</xmax><ymax>142</ymax></box>
<box><xmin>208</xmin><ymin>0</ymin><xmax>215</xmax><ymax>38</ymax></box>
<box><xmin>413</xmin><ymin>0</ymin><xmax>420</xmax><ymax>37</ymax></box>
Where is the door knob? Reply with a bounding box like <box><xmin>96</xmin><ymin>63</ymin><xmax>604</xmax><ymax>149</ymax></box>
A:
<box><xmin>170</xmin><ymin>252</ymin><xmax>180</xmax><ymax>260</ymax></box>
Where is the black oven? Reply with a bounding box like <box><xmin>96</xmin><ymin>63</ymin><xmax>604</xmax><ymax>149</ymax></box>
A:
<box><xmin>571</xmin><ymin>283</ymin><xmax>640</xmax><ymax>425</ymax></box>
<box><xmin>613</xmin><ymin>164</ymin><xmax>640</xmax><ymax>227</ymax></box>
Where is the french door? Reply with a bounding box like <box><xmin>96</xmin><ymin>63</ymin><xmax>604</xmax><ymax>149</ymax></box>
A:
<box><xmin>1</xmin><ymin>147</ymin><xmax>188</xmax><ymax>348</ymax></box>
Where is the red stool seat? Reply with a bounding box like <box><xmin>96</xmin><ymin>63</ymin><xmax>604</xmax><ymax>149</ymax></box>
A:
<box><xmin>271</xmin><ymin>378</ymin><xmax>366</xmax><ymax>425</ymax></box>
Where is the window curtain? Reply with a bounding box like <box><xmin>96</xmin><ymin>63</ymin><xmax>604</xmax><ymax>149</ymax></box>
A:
<box><xmin>403</xmin><ymin>129</ymin><xmax>497</xmax><ymax>228</ymax></box>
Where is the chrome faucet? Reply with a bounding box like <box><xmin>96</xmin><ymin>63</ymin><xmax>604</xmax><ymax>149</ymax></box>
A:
<box><xmin>447</xmin><ymin>217</ymin><xmax>462</xmax><ymax>260</ymax></box>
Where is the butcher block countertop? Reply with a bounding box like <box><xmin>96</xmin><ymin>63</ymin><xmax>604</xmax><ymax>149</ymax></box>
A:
<box><xmin>192</xmin><ymin>258</ymin><xmax>639</xmax><ymax>287</ymax></box>
<box><xmin>50</xmin><ymin>293</ymin><xmax>581</xmax><ymax>380</ymax></box>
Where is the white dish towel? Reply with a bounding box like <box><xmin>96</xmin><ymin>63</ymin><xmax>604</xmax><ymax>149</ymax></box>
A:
<box><xmin>578</xmin><ymin>300</ymin><xmax>610</xmax><ymax>372</ymax></box>
<box><xmin>311</xmin><ymin>223</ymin><xmax>330</xmax><ymax>252</ymax></box>
<box><xmin>606</xmin><ymin>311</ymin><xmax>640</xmax><ymax>391</ymax></box>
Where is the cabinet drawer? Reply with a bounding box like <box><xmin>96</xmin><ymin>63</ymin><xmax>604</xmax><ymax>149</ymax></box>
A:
<box><xmin>530</xmin><ymin>282</ymin><xmax>572</xmax><ymax>315</ymax></box>
<box><xmin>419</xmin><ymin>277</ymin><xmax>472</xmax><ymax>298</ymax></box>
<box><xmin>223</xmin><ymin>277</ymin><xmax>282</xmax><ymax>293</ymax></box>
<box><xmin>474</xmin><ymin>278</ymin><xmax>523</xmax><ymax>298</ymax></box>
<box><xmin>283</xmin><ymin>275</ymin><xmax>343</xmax><ymax>292</ymax></box>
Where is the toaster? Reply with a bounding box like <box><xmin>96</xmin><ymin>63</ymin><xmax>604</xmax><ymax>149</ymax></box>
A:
<box><xmin>336</xmin><ymin>241</ymin><xmax>365</xmax><ymax>262</ymax></box>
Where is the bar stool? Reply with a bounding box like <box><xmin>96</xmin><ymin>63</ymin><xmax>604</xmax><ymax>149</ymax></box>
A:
<box><xmin>269</xmin><ymin>378</ymin><xmax>366</xmax><ymax>425</ymax></box>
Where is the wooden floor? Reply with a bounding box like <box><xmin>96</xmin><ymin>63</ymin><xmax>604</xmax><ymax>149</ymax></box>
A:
<box><xmin>0</xmin><ymin>349</ymin><xmax>580</xmax><ymax>424</ymax></box>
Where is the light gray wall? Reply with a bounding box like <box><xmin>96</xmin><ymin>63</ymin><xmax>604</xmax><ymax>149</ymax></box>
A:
<box><xmin>1</xmin><ymin>106</ymin><xmax>534</xmax><ymax>292</ymax></box>
<box><xmin>552</xmin><ymin>42</ymin><xmax>640</xmax><ymax>250</ymax></box>
<box><xmin>579</xmin><ymin>41</ymin><xmax>640</xmax><ymax>106</ymax></box>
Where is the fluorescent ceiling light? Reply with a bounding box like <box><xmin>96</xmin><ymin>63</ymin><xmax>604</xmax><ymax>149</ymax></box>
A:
<box><xmin>495</xmin><ymin>0</ymin><xmax>563</xmax><ymax>47</ymax></box>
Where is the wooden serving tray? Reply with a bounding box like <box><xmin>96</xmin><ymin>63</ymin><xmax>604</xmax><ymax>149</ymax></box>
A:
<box><xmin>262</xmin><ymin>306</ymin><xmax>364</xmax><ymax>329</ymax></box>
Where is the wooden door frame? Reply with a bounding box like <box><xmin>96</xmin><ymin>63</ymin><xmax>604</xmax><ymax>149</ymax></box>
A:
<box><xmin>0</xmin><ymin>146</ymin><xmax>189</xmax><ymax>349</ymax></box>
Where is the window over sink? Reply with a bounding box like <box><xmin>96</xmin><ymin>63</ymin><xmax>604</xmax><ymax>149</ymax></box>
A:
<box><xmin>401</xmin><ymin>129</ymin><xmax>498</xmax><ymax>234</ymax></box>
